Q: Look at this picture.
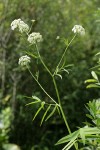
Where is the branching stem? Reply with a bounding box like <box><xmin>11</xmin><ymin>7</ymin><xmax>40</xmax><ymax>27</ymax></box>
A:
<box><xmin>34</xmin><ymin>37</ymin><xmax>77</xmax><ymax>149</ymax></box>
<box><xmin>35</xmin><ymin>44</ymin><xmax>71</xmax><ymax>133</ymax></box>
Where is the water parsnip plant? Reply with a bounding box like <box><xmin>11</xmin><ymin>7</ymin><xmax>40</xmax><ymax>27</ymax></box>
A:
<box><xmin>10</xmin><ymin>19</ymin><xmax>90</xmax><ymax>150</ymax></box>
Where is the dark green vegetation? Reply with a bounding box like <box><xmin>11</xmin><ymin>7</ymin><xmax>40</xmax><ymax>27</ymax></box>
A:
<box><xmin>0</xmin><ymin>0</ymin><xmax>100</xmax><ymax>149</ymax></box>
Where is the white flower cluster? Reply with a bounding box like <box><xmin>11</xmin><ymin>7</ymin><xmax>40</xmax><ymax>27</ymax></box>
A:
<box><xmin>11</xmin><ymin>19</ymin><xmax>43</xmax><ymax>45</ymax></box>
<box><xmin>18</xmin><ymin>55</ymin><xmax>31</xmax><ymax>66</ymax></box>
<box><xmin>72</xmin><ymin>25</ymin><xmax>85</xmax><ymax>36</ymax></box>
<box><xmin>11</xmin><ymin>19</ymin><xmax>29</xmax><ymax>33</ymax></box>
<box><xmin>28</xmin><ymin>32</ymin><xmax>43</xmax><ymax>44</ymax></box>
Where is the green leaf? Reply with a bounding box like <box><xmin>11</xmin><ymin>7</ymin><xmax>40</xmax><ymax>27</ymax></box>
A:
<box><xmin>26</xmin><ymin>101</ymin><xmax>40</xmax><ymax>106</ymax></box>
<box><xmin>56</xmin><ymin>105</ymin><xmax>61</xmax><ymax>116</ymax></box>
<box><xmin>86</xmin><ymin>84</ymin><xmax>100</xmax><ymax>88</ymax></box>
<box><xmin>45</xmin><ymin>104</ymin><xmax>57</xmax><ymax>121</ymax></box>
<box><xmin>96</xmin><ymin>83</ymin><xmax>100</xmax><ymax>86</ymax></box>
<box><xmin>24</xmin><ymin>95</ymin><xmax>41</xmax><ymax>106</ymax></box>
<box><xmin>91</xmin><ymin>71</ymin><xmax>98</xmax><ymax>80</ymax></box>
<box><xmin>56</xmin><ymin>130</ymin><xmax>79</xmax><ymax>145</ymax></box>
<box><xmin>24</xmin><ymin>51</ymin><xmax>38</xmax><ymax>58</ymax></box>
<box><xmin>86</xmin><ymin>114</ymin><xmax>93</xmax><ymax>120</ymax></box>
<box><xmin>60</xmin><ymin>59</ymin><xmax>66</xmax><ymax>69</ymax></box>
<box><xmin>63</xmin><ymin>38</ymin><xmax>69</xmax><ymax>46</ymax></box>
<box><xmin>84</xmin><ymin>79</ymin><xmax>97</xmax><ymax>83</ymax></box>
<box><xmin>62</xmin><ymin>140</ymin><xmax>77</xmax><ymax>150</ymax></box>
<box><xmin>58</xmin><ymin>131</ymin><xmax>79</xmax><ymax>150</ymax></box>
<box><xmin>41</xmin><ymin>101</ymin><xmax>45</xmax><ymax>109</ymax></box>
<box><xmin>83</xmin><ymin>135</ymin><xmax>100</xmax><ymax>138</ymax></box>
<box><xmin>84</xmin><ymin>127</ymin><xmax>100</xmax><ymax>135</ymax></box>
<box><xmin>79</xmin><ymin>128</ymin><xmax>85</xmax><ymax>145</ymax></box>
<box><xmin>56</xmin><ymin>73</ymin><xmax>62</xmax><ymax>79</ymax></box>
<box><xmin>62</xmin><ymin>68</ymin><xmax>69</xmax><ymax>74</ymax></box>
<box><xmin>40</xmin><ymin>105</ymin><xmax>51</xmax><ymax>126</ymax></box>
<box><xmin>95</xmin><ymin>52</ymin><xmax>100</xmax><ymax>56</ymax></box>
<box><xmin>64</xmin><ymin>64</ymin><xmax>74</xmax><ymax>68</ymax></box>
<box><xmin>83</xmin><ymin>121</ymin><xmax>93</xmax><ymax>126</ymax></box>
<box><xmin>32</xmin><ymin>96</ymin><xmax>41</xmax><ymax>101</ymax></box>
<box><xmin>97</xmin><ymin>118</ymin><xmax>100</xmax><ymax>126</ymax></box>
<box><xmin>23</xmin><ymin>95</ymin><xmax>32</xmax><ymax>99</ymax></box>
<box><xmin>32</xmin><ymin>104</ymin><xmax>44</xmax><ymax>121</ymax></box>
<box><xmin>91</xmin><ymin>65</ymin><xmax>100</xmax><ymax>70</ymax></box>
<box><xmin>35</xmin><ymin>71</ymin><xmax>39</xmax><ymax>80</ymax></box>
<box><xmin>3</xmin><ymin>143</ymin><xmax>20</xmax><ymax>150</ymax></box>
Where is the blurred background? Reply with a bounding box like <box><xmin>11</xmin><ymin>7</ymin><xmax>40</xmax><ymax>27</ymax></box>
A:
<box><xmin>0</xmin><ymin>0</ymin><xmax>100</xmax><ymax>150</ymax></box>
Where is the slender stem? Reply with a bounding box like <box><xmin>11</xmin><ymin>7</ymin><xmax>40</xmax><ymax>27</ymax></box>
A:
<box><xmin>36</xmin><ymin>44</ymin><xmax>53</xmax><ymax>77</ymax></box>
<box><xmin>56</xmin><ymin>34</ymin><xmax>76</xmax><ymax>70</ymax></box>
<box><xmin>27</xmin><ymin>66</ymin><xmax>57</xmax><ymax>105</ymax></box>
<box><xmin>52</xmin><ymin>77</ymin><xmax>61</xmax><ymax>104</ymax></box>
<box><xmin>53</xmin><ymin>76</ymin><xmax>71</xmax><ymax>134</ymax></box>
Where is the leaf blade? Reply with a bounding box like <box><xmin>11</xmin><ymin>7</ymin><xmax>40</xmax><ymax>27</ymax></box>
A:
<box><xmin>26</xmin><ymin>101</ymin><xmax>40</xmax><ymax>106</ymax></box>
<box><xmin>32</xmin><ymin>104</ymin><xmax>44</xmax><ymax>121</ymax></box>
<box><xmin>45</xmin><ymin>104</ymin><xmax>57</xmax><ymax>121</ymax></box>
<box><xmin>40</xmin><ymin>105</ymin><xmax>51</xmax><ymax>126</ymax></box>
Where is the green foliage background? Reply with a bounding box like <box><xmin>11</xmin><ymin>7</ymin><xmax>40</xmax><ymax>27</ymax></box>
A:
<box><xmin>0</xmin><ymin>0</ymin><xmax>100</xmax><ymax>149</ymax></box>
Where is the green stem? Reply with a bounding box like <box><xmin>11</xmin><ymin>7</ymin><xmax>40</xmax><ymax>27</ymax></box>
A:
<box><xmin>53</xmin><ymin>76</ymin><xmax>71</xmax><ymax>134</ymax></box>
<box><xmin>56</xmin><ymin>34</ymin><xmax>76</xmax><ymax>70</ymax></box>
<box><xmin>27</xmin><ymin>66</ymin><xmax>57</xmax><ymax>105</ymax></box>
<box><xmin>53</xmin><ymin>76</ymin><xmax>77</xmax><ymax>149</ymax></box>
<box><xmin>36</xmin><ymin>44</ymin><xmax>52</xmax><ymax>77</ymax></box>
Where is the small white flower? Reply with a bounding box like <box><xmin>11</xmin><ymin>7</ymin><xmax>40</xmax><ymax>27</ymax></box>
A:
<box><xmin>27</xmin><ymin>32</ymin><xmax>43</xmax><ymax>44</ymax></box>
<box><xmin>18</xmin><ymin>55</ymin><xmax>31</xmax><ymax>66</ymax></box>
<box><xmin>31</xmin><ymin>19</ymin><xmax>35</xmax><ymax>23</ymax></box>
<box><xmin>56</xmin><ymin>36</ymin><xmax>60</xmax><ymax>40</ymax></box>
<box><xmin>11</xmin><ymin>19</ymin><xmax>21</xmax><ymax>30</ymax></box>
<box><xmin>72</xmin><ymin>25</ymin><xmax>85</xmax><ymax>36</ymax></box>
<box><xmin>18</xmin><ymin>20</ymin><xmax>29</xmax><ymax>33</ymax></box>
<box><xmin>11</xmin><ymin>19</ymin><xmax>29</xmax><ymax>33</ymax></box>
